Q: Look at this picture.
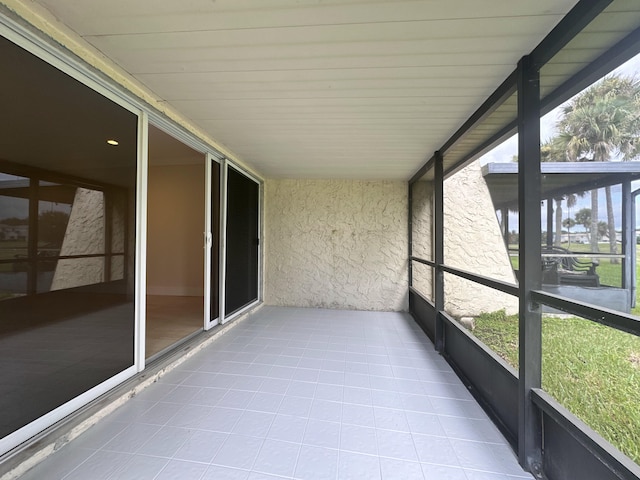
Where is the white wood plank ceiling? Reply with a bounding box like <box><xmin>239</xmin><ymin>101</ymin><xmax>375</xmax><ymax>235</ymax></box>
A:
<box><xmin>35</xmin><ymin>0</ymin><xmax>579</xmax><ymax>179</ymax></box>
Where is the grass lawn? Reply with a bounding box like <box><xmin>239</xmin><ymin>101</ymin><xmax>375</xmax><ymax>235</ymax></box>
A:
<box><xmin>473</xmin><ymin>309</ymin><xmax>640</xmax><ymax>464</ymax></box>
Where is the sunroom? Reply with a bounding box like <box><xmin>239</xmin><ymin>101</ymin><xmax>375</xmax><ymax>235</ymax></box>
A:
<box><xmin>0</xmin><ymin>1</ymin><xmax>640</xmax><ymax>480</ymax></box>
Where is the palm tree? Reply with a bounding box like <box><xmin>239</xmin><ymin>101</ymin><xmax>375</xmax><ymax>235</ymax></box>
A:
<box><xmin>555</xmin><ymin>74</ymin><xmax>640</xmax><ymax>258</ymax></box>
<box><xmin>541</xmin><ymin>138</ymin><xmax>583</xmax><ymax>247</ymax></box>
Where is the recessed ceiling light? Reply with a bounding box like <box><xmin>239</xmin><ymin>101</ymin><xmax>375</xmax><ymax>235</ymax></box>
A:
<box><xmin>106</xmin><ymin>139</ymin><xmax>119</xmax><ymax>146</ymax></box>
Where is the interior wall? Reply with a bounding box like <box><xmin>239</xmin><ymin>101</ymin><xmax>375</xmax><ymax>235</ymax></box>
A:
<box><xmin>147</xmin><ymin>164</ymin><xmax>204</xmax><ymax>296</ymax></box>
<box><xmin>265</xmin><ymin>179</ymin><xmax>408</xmax><ymax>311</ymax></box>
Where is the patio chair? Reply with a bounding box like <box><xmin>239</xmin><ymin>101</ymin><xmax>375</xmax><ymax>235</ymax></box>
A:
<box><xmin>541</xmin><ymin>246</ymin><xmax>600</xmax><ymax>287</ymax></box>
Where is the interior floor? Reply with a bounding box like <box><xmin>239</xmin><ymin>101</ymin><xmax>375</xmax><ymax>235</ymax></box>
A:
<box><xmin>146</xmin><ymin>295</ymin><xmax>204</xmax><ymax>358</ymax></box>
<box><xmin>18</xmin><ymin>306</ymin><xmax>533</xmax><ymax>480</ymax></box>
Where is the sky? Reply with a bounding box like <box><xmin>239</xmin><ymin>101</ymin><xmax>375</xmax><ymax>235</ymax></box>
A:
<box><xmin>478</xmin><ymin>52</ymin><xmax>640</xmax><ymax>232</ymax></box>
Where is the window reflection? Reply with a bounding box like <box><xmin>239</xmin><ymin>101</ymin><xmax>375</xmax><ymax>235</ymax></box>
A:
<box><xmin>0</xmin><ymin>173</ymin><xmax>29</xmax><ymax>300</ymax></box>
<box><xmin>0</xmin><ymin>33</ymin><xmax>137</xmax><ymax>446</ymax></box>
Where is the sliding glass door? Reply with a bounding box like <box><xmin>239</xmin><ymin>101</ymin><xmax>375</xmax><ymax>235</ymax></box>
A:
<box><xmin>224</xmin><ymin>166</ymin><xmax>259</xmax><ymax>317</ymax></box>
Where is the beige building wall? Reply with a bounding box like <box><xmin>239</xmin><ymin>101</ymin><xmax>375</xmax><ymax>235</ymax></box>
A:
<box><xmin>146</xmin><ymin>164</ymin><xmax>205</xmax><ymax>296</ymax></box>
<box><xmin>265</xmin><ymin>179</ymin><xmax>408</xmax><ymax>311</ymax></box>
<box><xmin>411</xmin><ymin>180</ymin><xmax>434</xmax><ymax>300</ymax></box>
<box><xmin>443</xmin><ymin>161</ymin><xmax>517</xmax><ymax>316</ymax></box>
<box><xmin>51</xmin><ymin>188</ymin><xmax>105</xmax><ymax>290</ymax></box>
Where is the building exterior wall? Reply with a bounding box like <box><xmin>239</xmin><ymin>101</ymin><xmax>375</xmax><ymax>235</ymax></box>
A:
<box><xmin>51</xmin><ymin>188</ymin><xmax>105</xmax><ymax>290</ymax></box>
<box><xmin>411</xmin><ymin>180</ymin><xmax>434</xmax><ymax>299</ymax></box>
<box><xmin>443</xmin><ymin>161</ymin><xmax>517</xmax><ymax>316</ymax></box>
<box><xmin>265</xmin><ymin>179</ymin><xmax>408</xmax><ymax>311</ymax></box>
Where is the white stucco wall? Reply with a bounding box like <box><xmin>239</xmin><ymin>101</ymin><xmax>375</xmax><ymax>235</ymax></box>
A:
<box><xmin>443</xmin><ymin>161</ymin><xmax>517</xmax><ymax>316</ymax></box>
<box><xmin>411</xmin><ymin>180</ymin><xmax>434</xmax><ymax>299</ymax></box>
<box><xmin>51</xmin><ymin>188</ymin><xmax>105</xmax><ymax>290</ymax></box>
<box><xmin>265</xmin><ymin>179</ymin><xmax>408</xmax><ymax>311</ymax></box>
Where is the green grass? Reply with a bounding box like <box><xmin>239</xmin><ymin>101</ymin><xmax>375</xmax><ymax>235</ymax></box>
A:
<box><xmin>473</xmin><ymin>310</ymin><xmax>640</xmax><ymax>464</ymax></box>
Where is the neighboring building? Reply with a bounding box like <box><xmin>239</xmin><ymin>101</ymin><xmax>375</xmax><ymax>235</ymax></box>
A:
<box><xmin>0</xmin><ymin>224</ymin><xmax>27</xmax><ymax>241</ymax></box>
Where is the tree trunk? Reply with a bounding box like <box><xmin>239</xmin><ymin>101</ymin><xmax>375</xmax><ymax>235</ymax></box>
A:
<box><xmin>605</xmin><ymin>185</ymin><xmax>618</xmax><ymax>263</ymax></box>
<box><xmin>555</xmin><ymin>198</ymin><xmax>562</xmax><ymax>246</ymax></box>
<box><xmin>590</xmin><ymin>189</ymin><xmax>599</xmax><ymax>252</ymax></box>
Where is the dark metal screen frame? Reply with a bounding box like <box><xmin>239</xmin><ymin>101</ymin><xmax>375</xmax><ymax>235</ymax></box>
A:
<box><xmin>407</xmin><ymin>1</ymin><xmax>640</xmax><ymax>479</ymax></box>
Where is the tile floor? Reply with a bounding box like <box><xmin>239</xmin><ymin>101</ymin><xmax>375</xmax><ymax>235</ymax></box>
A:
<box><xmin>17</xmin><ymin>306</ymin><xmax>534</xmax><ymax>480</ymax></box>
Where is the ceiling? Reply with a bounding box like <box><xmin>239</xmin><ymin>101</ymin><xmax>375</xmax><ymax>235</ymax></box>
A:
<box><xmin>33</xmin><ymin>0</ymin><xmax>581</xmax><ymax>179</ymax></box>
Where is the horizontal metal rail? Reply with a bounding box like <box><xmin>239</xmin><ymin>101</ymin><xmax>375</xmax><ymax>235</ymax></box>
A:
<box><xmin>409</xmin><ymin>256</ymin><xmax>436</xmax><ymax>268</ymax></box>
<box><xmin>440</xmin><ymin>264</ymin><xmax>519</xmax><ymax>297</ymax></box>
<box><xmin>410</xmin><ymin>256</ymin><xmax>519</xmax><ymax>297</ymax></box>
<box><xmin>531</xmin><ymin>290</ymin><xmax>640</xmax><ymax>337</ymax></box>
<box><xmin>508</xmin><ymin>250</ymin><xmax>626</xmax><ymax>259</ymax></box>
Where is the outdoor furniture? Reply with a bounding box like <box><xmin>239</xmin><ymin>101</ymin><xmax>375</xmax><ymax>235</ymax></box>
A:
<box><xmin>541</xmin><ymin>246</ymin><xmax>600</xmax><ymax>287</ymax></box>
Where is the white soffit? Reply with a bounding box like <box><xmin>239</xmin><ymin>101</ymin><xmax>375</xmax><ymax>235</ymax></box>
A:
<box><xmin>35</xmin><ymin>0</ymin><xmax>579</xmax><ymax>179</ymax></box>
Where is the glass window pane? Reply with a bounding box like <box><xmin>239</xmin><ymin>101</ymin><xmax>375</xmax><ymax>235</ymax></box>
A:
<box><xmin>0</xmin><ymin>173</ymin><xmax>29</xmax><ymax>301</ymax></box>
<box><xmin>0</xmin><ymin>34</ymin><xmax>137</xmax><ymax>444</ymax></box>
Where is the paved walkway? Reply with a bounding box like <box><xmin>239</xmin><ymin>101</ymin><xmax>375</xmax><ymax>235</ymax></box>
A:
<box><xmin>18</xmin><ymin>306</ymin><xmax>533</xmax><ymax>479</ymax></box>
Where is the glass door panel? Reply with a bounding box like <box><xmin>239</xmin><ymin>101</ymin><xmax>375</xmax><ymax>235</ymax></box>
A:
<box><xmin>209</xmin><ymin>159</ymin><xmax>220</xmax><ymax>325</ymax></box>
<box><xmin>224</xmin><ymin>166</ymin><xmax>259</xmax><ymax>316</ymax></box>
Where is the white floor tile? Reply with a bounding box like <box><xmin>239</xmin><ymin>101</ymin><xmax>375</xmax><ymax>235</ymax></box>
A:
<box><xmin>412</xmin><ymin>433</ymin><xmax>459</xmax><ymax>466</ymax></box>
<box><xmin>373</xmin><ymin>407</ymin><xmax>410</xmax><ymax>432</ymax></box>
<box><xmin>109</xmin><ymin>455</ymin><xmax>169</xmax><ymax>480</ymax></box>
<box><xmin>278</xmin><ymin>395</ymin><xmax>313</xmax><ymax>417</ymax></box>
<box><xmin>18</xmin><ymin>308</ymin><xmax>535</xmax><ymax>480</ymax></box>
<box><xmin>202</xmin><ymin>465</ymin><xmax>250</xmax><ymax>480</ymax></box>
<box><xmin>420</xmin><ymin>462</ymin><xmax>468</xmax><ymax>480</ymax></box>
<box><xmin>253</xmin><ymin>438</ymin><xmax>300</xmax><ymax>477</ymax></box>
<box><xmin>173</xmin><ymin>430</ymin><xmax>228</xmax><ymax>463</ymax></box>
<box><xmin>137</xmin><ymin>425</ymin><xmax>191</xmax><ymax>457</ymax></box>
<box><xmin>341</xmin><ymin>403</ymin><xmax>376</xmax><ymax>427</ymax></box>
<box><xmin>303</xmin><ymin>418</ymin><xmax>341</xmax><ymax>449</ymax></box>
<box><xmin>376</xmin><ymin>429</ymin><xmax>419</xmax><ymax>461</ymax></box>
<box><xmin>380</xmin><ymin>458</ymin><xmax>425</xmax><ymax>480</ymax></box>
<box><xmin>340</xmin><ymin>424</ymin><xmax>378</xmax><ymax>455</ymax></box>
<box><xmin>212</xmin><ymin>434</ymin><xmax>264</xmax><ymax>470</ymax></box>
<box><xmin>155</xmin><ymin>459</ymin><xmax>209</xmax><ymax>480</ymax></box>
<box><xmin>267</xmin><ymin>414</ymin><xmax>307</xmax><ymax>443</ymax></box>
<box><xmin>63</xmin><ymin>450</ymin><xmax>132</xmax><ymax>480</ymax></box>
<box><xmin>295</xmin><ymin>445</ymin><xmax>339</xmax><ymax>480</ymax></box>
<box><xmin>337</xmin><ymin>451</ymin><xmax>381</xmax><ymax>480</ymax></box>
<box><xmin>232</xmin><ymin>410</ymin><xmax>276</xmax><ymax>437</ymax></box>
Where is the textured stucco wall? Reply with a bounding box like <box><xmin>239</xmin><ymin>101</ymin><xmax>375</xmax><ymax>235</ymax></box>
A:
<box><xmin>109</xmin><ymin>191</ymin><xmax>127</xmax><ymax>281</ymax></box>
<box><xmin>265</xmin><ymin>180</ymin><xmax>408</xmax><ymax>311</ymax></box>
<box><xmin>443</xmin><ymin>161</ymin><xmax>517</xmax><ymax>316</ymax></box>
<box><xmin>411</xmin><ymin>180</ymin><xmax>434</xmax><ymax>299</ymax></box>
<box><xmin>51</xmin><ymin>188</ymin><xmax>105</xmax><ymax>290</ymax></box>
